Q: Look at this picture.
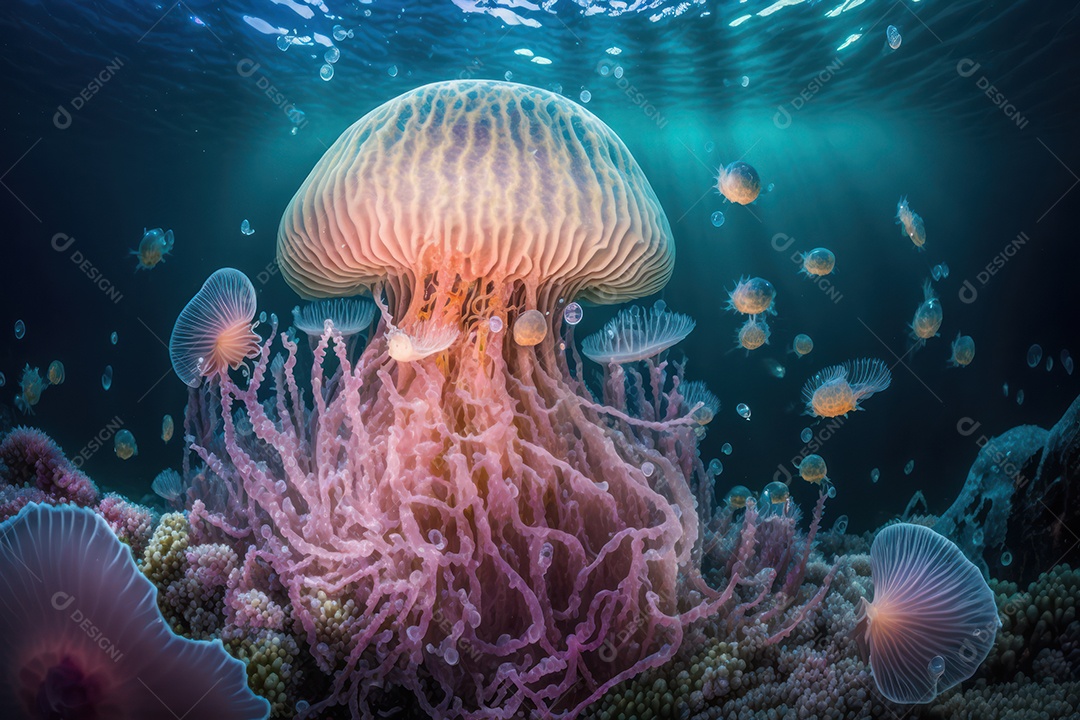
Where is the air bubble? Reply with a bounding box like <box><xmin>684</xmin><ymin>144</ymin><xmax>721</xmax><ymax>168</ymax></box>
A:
<box><xmin>711</xmin><ymin>211</ymin><xmax>725</xmax><ymax>227</ymax></box>
<box><xmin>800</xmin><ymin>428</ymin><xmax>812</xmax><ymax>443</ymax></box>
<box><xmin>14</xmin><ymin>320</ymin><xmax>24</xmax><ymax>339</ymax></box>
<box><xmin>489</xmin><ymin>316</ymin><xmax>504</xmax><ymax>333</ymax></box>
<box><xmin>320</xmin><ymin>64</ymin><xmax>334</xmax><ymax>81</ymax></box>
<box><xmin>102</xmin><ymin>365</ymin><xmax>113</xmax><ymax>391</ymax></box>
<box><xmin>641</xmin><ymin>461</ymin><xmax>655</xmax><ymax>478</ymax></box>
<box><xmin>388</xmin><ymin>65</ymin><xmax>398</xmax><ymax>77</ymax></box>
<box><xmin>1027</xmin><ymin>344</ymin><xmax>1042</xmax><ymax>367</ymax></box>
<box><xmin>325</xmin><ymin>46</ymin><xmax>340</xmax><ymax>64</ymax></box>
<box><xmin>563</xmin><ymin>302</ymin><xmax>583</xmax><ymax>325</ymax></box>
<box><xmin>579</xmin><ymin>89</ymin><xmax>592</xmax><ymax>103</ymax></box>
<box><xmin>736</xmin><ymin>403</ymin><xmax>750</xmax><ymax>420</ymax></box>
<box><xmin>721</xmin><ymin>442</ymin><xmax>732</xmax><ymax>455</ymax></box>
<box><xmin>1001</xmin><ymin>550</ymin><xmax>1013</xmax><ymax>566</ymax></box>
<box><xmin>111</xmin><ymin>331</ymin><xmax>118</xmax><ymax>344</ymax></box>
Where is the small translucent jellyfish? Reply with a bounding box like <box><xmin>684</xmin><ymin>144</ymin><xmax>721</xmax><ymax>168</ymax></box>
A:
<box><xmin>886</xmin><ymin>25</ymin><xmax>901</xmax><ymax>50</ymax></box>
<box><xmin>162</xmin><ymin>414</ymin><xmax>174</xmax><ymax>443</ymax></box>
<box><xmin>1026</xmin><ymin>343</ymin><xmax>1042</xmax><ymax>367</ymax></box>
<box><xmin>240</xmin><ymin>219</ymin><xmax>255</xmax><ymax>235</ymax></box>
<box><xmin>793</xmin><ymin>333</ymin><xmax>814</xmax><ymax>357</ymax></box>
<box><xmin>388</xmin><ymin>65</ymin><xmax>398</xmax><ymax>77</ymax></box>
<box><xmin>152</xmin><ymin>469</ymin><xmax>183</xmax><ymax>503</ymax></box>
<box><xmin>292</xmin><ymin>298</ymin><xmax>377</xmax><ymax>345</ymax></box>
<box><xmin>579</xmin><ymin>89</ymin><xmax>592</xmax><ymax>103</ymax></box>
<box><xmin>716</xmin><ymin>161</ymin><xmax>762</xmax><ymax>205</ymax></box>
<box><xmin>736</xmin><ymin>315</ymin><xmax>771</xmax><ymax>351</ymax></box>
<box><xmin>736</xmin><ymin>403</ymin><xmax>751</xmax><ymax>420</ymax></box>
<box><xmin>722</xmin><ymin>442</ymin><xmax>733</xmax><ymax>455</ymax></box>
<box><xmin>948</xmin><ymin>333</ymin><xmax>975</xmax><ymax>368</ymax></box>
<box><xmin>320</xmin><ymin>64</ymin><xmax>334</xmax><ymax>81</ymax></box>
<box><xmin>680</xmin><ymin>380</ymin><xmax>720</xmax><ymax>425</ymax></box>
<box><xmin>802</xmin><ymin>358</ymin><xmax>891</xmax><ymax>418</ymax></box>
<box><xmin>1002</xmin><ymin>382</ymin><xmax>1009</xmax><ymax>397</ymax></box>
<box><xmin>931</xmin><ymin>262</ymin><xmax>950</xmax><ymax>281</ymax></box>
<box><xmin>800</xmin><ymin>427</ymin><xmax>813</xmax><ymax>443</ymax></box>
<box><xmin>489</xmin><ymin>316</ymin><xmax>504</xmax><ymax>333</ymax></box>
<box><xmin>581</xmin><ymin>301</ymin><xmax>695</xmax><ymax>364</ymax></box>
<box><xmin>1046</xmin><ymin>356</ymin><xmax>1054</xmax><ymax>372</ymax></box>
<box><xmin>727</xmin><ymin>276</ymin><xmax>776</xmax><ymax>315</ymax></box>
<box><xmin>854</xmin><ymin>523</ymin><xmax>998</xmax><ymax>704</ymax></box>
<box><xmin>15</xmin><ymin>364</ymin><xmax>47</xmax><ymax>415</ymax></box>
<box><xmin>563</xmin><ymin>302</ymin><xmax>583</xmax><ymax>325</ymax></box>
<box><xmin>641</xmin><ymin>461</ymin><xmax>655</xmax><ymax>478</ymax></box>
<box><xmin>799</xmin><ymin>247</ymin><xmax>836</xmax><ymax>277</ymax></box>
<box><xmin>705</xmin><ymin>140</ymin><xmax>715</xmax><ymax>153</ymax></box>
<box><xmin>904</xmin><ymin>459</ymin><xmax>915</xmax><ymax>475</ymax></box>
<box><xmin>895</xmin><ymin>196</ymin><xmax>926</xmax><ymax>249</ymax></box>
<box><xmin>740</xmin><ymin>75</ymin><xmax>750</xmax><ymax>87</ymax></box>
<box><xmin>711</xmin><ymin>211</ymin><xmax>725</xmax><ymax>227</ymax></box>
<box><xmin>131</xmin><ymin>228</ymin><xmax>175</xmax><ymax>270</ymax></box>
<box><xmin>871</xmin><ymin>467</ymin><xmax>881</xmax><ymax>483</ymax></box>
<box><xmin>387</xmin><ymin>321</ymin><xmax>460</xmax><ymax>362</ymax></box>
<box><xmin>114</xmin><ymin>429</ymin><xmax>138</xmax><ymax>460</ymax></box>
<box><xmin>796</xmin><ymin>454</ymin><xmax>828</xmax><ymax>484</ymax></box>
<box><xmin>762</xmin><ymin>481</ymin><xmax>790</xmax><ymax>506</ymax></box>
<box><xmin>766</xmin><ymin>182</ymin><xmax>775</xmax><ymax>193</ymax></box>
<box><xmin>1016</xmin><ymin>389</ymin><xmax>1025</xmax><ymax>406</ymax></box>
<box><xmin>725</xmin><ymin>485</ymin><xmax>752</xmax><ymax>510</ymax></box>
<box><xmin>14</xmin><ymin>319</ymin><xmax>25</xmax><ymax>339</ymax></box>
<box><xmin>47</xmin><ymin>360</ymin><xmax>65</xmax><ymax>385</ymax></box>
<box><xmin>1000</xmin><ymin>550</ymin><xmax>1013</xmax><ymax>566</ymax></box>
<box><xmin>111</xmin><ymin>330</ymin><xmax>118</xmax><ymax>344</ymax></box>
<box><xmin>102</xmin><ymin>364</ymin><xmax>113</xmax><ymax>391</ymax></box>
<box><xmin>325</xmin><ymin>46</ymin><xmax>341</xmax><ymax>64</ymax></box>
<box><xmin>708</xmin><ymin>459</ymin><xmax>724</xmax><ymax>476</ymax></box>
<box><xmin>1064</xmin><ymin>350</ymin><xmax>1075</xmax><ymax>375</ymax></box>
<box><xmin>0</xmin><ymin>371</ymin><xmax>5</xmax><ymax>387</ymax></box>
<box><xmin>910</xmin><ymin>280</ymin><xmax>943</xmax><ymax>344</ymax></box>
<box><xmin>833</xmin><ymin>515</ymin><xmax>849</xmax><ymax>534</ymax></box>
<box><xmin>513</xmin><ymin>309</ymin><xmax>548</xmax><ymax>347</ymax></box>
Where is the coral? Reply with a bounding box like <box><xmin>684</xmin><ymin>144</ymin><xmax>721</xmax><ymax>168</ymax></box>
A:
<box><xmin>96</xmin><ymin>493</ymin><xmax>157</xmax><ymax>559</ymax></box>
<box><xmin>0</xmin><ymin>426</ymin><xmax>98</xmax><ymax>513</ymax></box>
<box><xmin>143</xmin><ymin>512</ymin><xmax>191</xmax><ymax>606</ymax></box>
<box><xmin>224</xmin><ymin>628</ymin><xmax>303</xmax><ymax>718</ymax></box>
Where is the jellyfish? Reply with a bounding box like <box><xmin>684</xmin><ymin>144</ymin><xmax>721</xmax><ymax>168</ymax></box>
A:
<box><xmin>46</xmin><ymin>360</ymin><xmax>65</xmax><ymax>385</ymax></box>
<box><xmin>271</xmin><ymin>80</ymin><xmax>718</xmax><ymax>716</ymax></box>
<box><xmin>292</xmin><ymin>297</ymin><xmax>377</xmax><ymax>356</ymax></box>
<box><xmin>152</xmin><ymin>468</ymin><xmax>184</xmax><ymax>506</ymax></box>
<box><xmin>725</xmin><ymin>485</ymin><xmax>752</xmax><ymax>510</ymax></box>
<box><xmin>14</xmin><ymin>364</ymin><xmax>47</xmax><ymax>415</ymax></box>
<box><xmin>895</xmin><ymin>197</ymin><xmax>926</xmax><ymax>249</ymax></box>
<box><xmin>0</xmin><ymin>503</ymin><xmax>269</xmax><ymax>719</ymax></box>
<box><xmin>760</xmin><ymin>480</ymin><xmax>791</xmax><ymax>515</ymax></box>
<box><xmin>169</xmin><ymin>268</ymin><xmax>261</xmax><ymax>388</ymax></box>
<box><xmin>910</xmin><ymin>279</ymin><xmax>943</xmax><ymax>345</ymax></box>
<box><xmin>795</xmin><ymin>453</ymin><xmax>829</xmax><ymax>485</ymax></box>
<box><xmin>715</xmin><ymin>160</ymin><xmax>761</xmax><ymax>205</ymax></box>
<box><xmin>736</xmin><ymin>315</ymin><xmax>770</xmax><ymax>351</ymax></box>
<box><xmin>114</xmin><ymin>429</ymin><xmax>138</xmax><ymax>460</ymax></box>
<box><xmin>131</xmin><ymin>227</ymin><xmax>175</xmax><ymax>270</ymax></box>
<box><xmin>799</xmin><ymin>247</ymin><xmax>836</xmax><ymax>277</ymax></box>
<box><xmin>581</xmin><ymin>300</ymin><xmax>694</xmax><ymax>364</ymax></box>
<box><xmin>727</xmin><ymin>276</ymin><xmax>776</xmax><ymax>316</ymax></box>
<box><xmin>792</xmin><ymin>333</ymin><xmax>814</xmax><ymax>357</ymax></box>
<box><xmin>854</xmin><ymin>523</ymin><xmax>998</xmax><ymax>703</ymax></box>
<box><xmin>948</xmin><ymin>333</ymin><xmax>975</xmax><ymax>367</ymax></box>
<box><xmin>161</xmin><ymin>414</ymin><xmax>175</xmax><ymax>443</ymax></box>
<box><xmin>679</xmin><ymin>380</ymin><xmax>720</xmax><ymax>425</ymax></box>
<box><xmin>386</xmin><ymin>320</ymin><xmax>460</xmax><ymax>362</ymax></box>
<box><xmin>512</xmin><ymin>309</ymin><xmax>548</xmax><ymax>347</ymax></box>
<box><xmin>802</xmin><ymin>358</ymin><xmax>891</xmax><ymax>418</ymax></box>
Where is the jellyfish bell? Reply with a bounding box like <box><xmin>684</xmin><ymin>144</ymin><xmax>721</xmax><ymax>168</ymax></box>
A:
<box><xmin>716</xmin><ymin>160</ymin><xmax>762</xmax><ymax>205</ymax></box>
<box><xmin>799</xmin><ymin>248</ymin><xmax>835</xmax><ymax>277</ymax></box>
<box><xmin>792</xmin><ymin>333</ymin><xmax>814</xmax><ymax>357</ymax></box>
<box><xmin>736</xmin><ymin>315</ymin><xmax>770</xmax><ymax>351</ymax></box>
<box><xmin>47</xmin><ymin>360</ymin><xmax>65</xmax><ymax>385</ymax></box>
<box><xmin>581</xmin><ymin>301</ymin><xmax>694</xmax><ymax>364</ymax></box>
<box><xmin>131</xmin><ymin>227</ymin><xmax>175</xmax><ymax>271</ymax></box>
<box><xmin>802</xmin><ymin>358</ymin><xmax>891</xmax><ymax>418</ymax></box>
<box><xmin>796</xmin><ymin>454</ymin><xmax>828</xmax><ymax>484</ymax></box>
<box><xmin>948</xmin><ymin>333</ymin><xmax>976</xmax><ymax>368</ymax></box>
<box><xmin>727</xmin><ymin>276</ymin><xmax>776</xmax><ymax>316</ymax></box>
<box><xmin>910</xmin><ymin>280</ymin><xmax>943</xmax><ymax>344</ymax></box>
<box><xmin>512</xmin><ymin>309</ymin><xmax>548</xmax><ymax>347</ymax></box>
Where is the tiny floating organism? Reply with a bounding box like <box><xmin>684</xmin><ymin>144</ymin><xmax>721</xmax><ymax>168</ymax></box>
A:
<box><xmin>716</xmin><ymin>160</ymin><xmax>762</xmax><ymax>205</ymax></box>
<box><xmin>679</xmin><ymin>380</ymin><xmax>720</xmax><ymax>425</ymax></box>
<box><xmin>725</xmin><ymin>485</ymin><xmax>752</xmax><ymax>510</ymax></box>
<box><xmin>131</xmin><ymin>227</ymin><xmax>175</xmax><ymax>270</ymax></box>
<box><xmin>736</xmin><ymin>315</ymin><xmax>771</xmax><ymax>351</ymax></box>
<box><xmin>581</xmin><ymin>300</ymin><xmax>695</xmax><ymax>364</ymax></box>
<box><xmin>854</xmin><ymin>523</ymin><xmax>998</xmax><ymax>704</ymax></box>
<box><xmin>802</xmin><ymin>358</ymin><xmax>892</xmax><ymax>418</ymax></box>
<box><xmin>292</xmin><ymin>297</ymin><xmax>377</xmax><ymax>348</ymax></box>
<box><xmin>910</xmin><ymin>280</ymin><xmax>943</xmax><ymax>346</ymax></box>
<box><xmin>387</xmin><ymin>319</ymin><xmax>459</xmax><ymax>362</ymax></box>
<box><xmin>796</xmin><ymin>453</ymin><xmax>829</xmax><ymax>485</ymax></box>
<box><xmin>152</xmin><ymin>468</ymin><xmax>184</xmax><ymax>504</ymax></box>
<box><xmin>14</xmin><ymin>364</ymin><xmax>47</xmax><ymax>415</ymax></box>
<box><xmin>886</xmin><ymin>25</ymin><xmax>902</xmax><ymax>50</ymax></box>
<box><xmin>162</xmin><ymin>414</ymin><xmax>174</xmax><ymax>442</ymax></box>
<box><xmin>762</xmin><ymin>357</ymin><xmax>786</xmax><ymax>378</ymax></box>
<box><xmin>240</xmin><ymin>219</ymin><xmax>255</xmax><ymax>235</ymax></box>
<box><xmin>47</xmin><ymin>360</ymin><xmax>65</xmax><ymax>385</ymax></box>
<box><xmin>727</xmin><ymin>276</ymin><xmax>776</xmax><ymax>315</ymax></box>
<box><xmin>948</xmin><ymin>333</ymin><xmax>975</xmax><ymax>367</ymax></box>
<box><xmin>1026</xmin><ymin>343</ymin><xmax>1042</xmax><ymax>368</ymax></box>
<box><xmin>513</xmin><ymin>309</ymin><xmax>548</xmax><ymax>347</ymax></box>
<box><xmin>799</xmin><ymin>247</ymin><xmax>836</xmax><ymax>277</ymax></box>
<box><xmin>114</xmin><ymin>429</ymin><xmax>138</xmax><ymax>460</ymax></box>
<box><xmin>792</xmin><ymin>333</ymin><xmax>814</xmax><ymax>357</ymax></box>
<box><xmin>735</xmin><ymin>404</ymin><xmax>750</xmax><ymax>420</ymax></box>
<box><xmin>895</xmin><ymin>196</ymin><xmax>926</xmax><ymax>249</ymax></box>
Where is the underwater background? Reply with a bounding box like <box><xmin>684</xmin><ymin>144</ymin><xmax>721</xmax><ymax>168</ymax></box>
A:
<box><xmin>1</xmin><ymin>0</ymin><xmax>1079</xmax><ymax>718</ymax></box>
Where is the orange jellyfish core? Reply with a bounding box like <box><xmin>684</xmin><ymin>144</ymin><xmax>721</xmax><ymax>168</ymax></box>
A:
<box><xmin>798</xmin><ymin>454</ymin><xmax>828</xmax><ymax>483</ymax></box>
<box><xmin>512</xmin><ymin>310</ymin><xmax>548</xmax><ymax>347</ymax></box>
<box><xmin>738</xmin><ymin>317</ymin><xmax>769</xmax><ymax>351</ymax></box>
<box><xmin>810</xmin><ymin>380</ymin><xmax>857</xmax><ymax>418</ymax></box>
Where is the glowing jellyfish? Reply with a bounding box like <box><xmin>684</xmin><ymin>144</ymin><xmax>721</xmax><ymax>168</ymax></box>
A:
<box><xmin>240</xmin><ymin>219</ymin><xmax>255</xmax><ymax>235</ymax></box>
<box><xmin>895</xmin><ymin>197</ymin><xmax>926</xmax><ymax>249</ymax></box>
<box><xmin>725</xmin><ymin>485</ymin><xmax>752</xmax><ymax>510</ymax></box>
<box><xmin>796</xmin><ymin>453</ymin><xmax>828</xmax><ymax>484</ymax></box>
<box><xmin>161</xmin><ymin>414</ymin><xmax>175</xmax><ymax>443</ymax></box>
<box><xmin>802</xmin><ymin>358</ymin><xmax>891</xmax><ymax>418</ymax></box>
<box><xmin>736</xmin><ymin>404</ymin><xmax>750</xmax><ymax>420</ymax></box>
<box><xmin>1017</xmin><ymin>389</ymin><xmax>1025</xmax><ymax>405</ymax></box>
<box><xmin>0</xmin><ymin>372</ymin><xmax>5</xmax><ymax>387</ymax></box>
<box><xmin>711</xmin><ymin>211</ymin><xmax>725</xmax><ymax>227</ymax></box>
<box><xmin>709</xmin><ymin>459</ymin><xmax>724</xmax><ymax>476</ymax></box>
<box><xmin>833</xmin><ymin>515</ymin><xmax>849</xmax><ymax>534</ymax></box>
<box><xmin>292</xmin><ymin>298</ymin><xmax>377</xmax><ymax>356</ymax></box>
<box><xmin>131</xmin><ymin>227</ymin><xmax>175</xmax><ymax>270</ymax></box>
<box><xmin>111</xmin><ymin>331</ymin><xmax>119</xmax><ymax>344</ymax></box>
<box><xmin>563</xmin><ymin>302</ymin><xmax>583</xmax><ymax>325</ymax></box>
<box><xmin>871</xmin><ymin>467</ymin><xmax>880</xmax><ymax>483</ymax></box>
<box><xmin>716</xmin><ymin>160</ymin><xmax>761</xmax><ymax>205</ymax></box>
<box><xmin>1026</xmin><ymin>344</ymin><xmax>1042</xmax><ymax>367</ymax></box>
<box><xmin>727</xmin><ymin>276</ymin><xmax>776</xmax><ymax>315</ymax></box>
<box><xmin>886</xmin><ymin>25</ymin><xmax>902</xmax><ymax>49</ymax></box>
<box><xmin>1001</xmin><ymin>550</ymin><xmax>1013</xmax><ymax>566</ymax></box>
<box><xmin>152</xmin><ymin>468</ymin><xmax>184</xmax><ymax>502</ymax></box>
<box><xmin>762</xmin><ymin>481</ymin><xmax>790</xmax><ymax>505</ymax></box>
<box><xmin>910</xmin><ymin>280</ymin><xmax>943</xmax><ymax>344</ymax></box>
<box><xmin>102</xmin><ymin>364</ymin><xmax>113</xmax><ymax>391</ymax></box>
<box><xmin>854</xmin><ymin>523</ymin><xmax>998</xmax><ymax>704</ymax></box>
<box><xmin>14</xmin><ymin>364</ymin><xmax>47</xmax><ymax>415</ymax></box>
<box><xmin>948</xmin><ymin>333</ymin><xmax>975</xmax><ymax>367</ymax></box>
<box><xmin>904</xmin><ymin>460</ymin><xmax>915</xmax><ymax>475</ymax></box>
<box><xmin>736</xmin><ymin>315</ymin><xmax>770</xmax><ymax>351</ymax></box>
<box><xmin>581</xmin><ymin>301</ymin><xmax>694</xmax><ymax>363</ymax></box>
<box><xmin>169</xmin><ymin>268</ymin><xmax>261</xmax><ymax>388</ymax></box>
<box><xmin>14</xmin><ymin>319</ymin><xmax>25</xmax><ymax>339</ymax></box>
<box><xmin>799</xmin><ymin>248</ymin><xmax>836</xmax><ymax>277</ymax></box>
<box><xmin>762</xmin><ymin>358</ymin><xmax>785</xmax><ymax>378</ymax></box>
<box><xmin>680</xmin><ymin>380</ymin><xmax>719</xmax><ymax>425</ymax></box>
<box><xmin>513</xmin><ymin>309</ymin><xmax>548</xmax><ymax>347</ymax></box>
<box><xmin>793</xmin><ymin>333</ymin><xmax>814</xmax><ymax>357</ymax></box>
<box><xmin>114</xmin><ymin>429</ymin><xmax>138</xmax><ymax>460</ymax></box>
<box><xmin>387</xmin><ymin>320</ymin><xmax>460</xmax><ymax>362</ymax></box>
<box><xmin>47</xmin><ymin>360</ymin><xmax>65</xmax><ymax>385</ymax></box>
<box><xmin>721</xmin><ymin>442</ymin><xmax>733</xmax><ymax>455</ymax></box>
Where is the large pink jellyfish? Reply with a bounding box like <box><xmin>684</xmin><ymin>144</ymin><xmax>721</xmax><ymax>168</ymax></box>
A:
<box><xmin>854</xmin><ymin>522</ymin><xmax>998</xmax><ymax>704</ymax></box>
<box><xmin>0</xmin><ymin>503</ymin><xmax>268</xmax><ymax>719</ymax></box>
<box><xmin>198</xmin><ymin>79</ymin><xmax>735</xmax><ymax>718</ymax></box>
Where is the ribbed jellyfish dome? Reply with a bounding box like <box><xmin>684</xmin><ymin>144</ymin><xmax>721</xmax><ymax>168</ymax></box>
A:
<box><xmin>277</xmin><ymin>80</ymin><xmax>674</xmax><ymax>313</ymax></box>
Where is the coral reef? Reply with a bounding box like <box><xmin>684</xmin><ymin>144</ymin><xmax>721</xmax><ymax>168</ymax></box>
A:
<box><xmin>0</xmin><ymin>426</ymin><xmax>98</xmax><ymax>516</ymax></box>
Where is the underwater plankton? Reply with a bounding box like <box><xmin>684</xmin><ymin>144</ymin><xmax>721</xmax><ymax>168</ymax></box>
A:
<box><xmin>855</xmin><ymin>522</ymin><xmax>998</xmax><ymax>703</ymax></box>
<box><xmin>292</xmin><ymin>297</ymin><xmax>377</xmax><ymax>337</ymax></box>
<box><xmin>802</xmin><ymin>358</ymin><xmax>891</xmax><ymax>418</ymax></box>
<box><xmin>386</xmin><ymin>319</ymin><xmax>460</xmax><ymax>362</ymax></box>
<box><xmin>169</xmin><ymin>268</ymin><xmax>261</xmax><ymax>388</ymax></box>
<box><xmin>581</xmin><ymin>301</ymin><xmax>695</xmax><ymax>364</ymax></box>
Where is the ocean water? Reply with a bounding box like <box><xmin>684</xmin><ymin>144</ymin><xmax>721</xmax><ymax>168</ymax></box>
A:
<box><xmin>1</xmin><ymin>1</ymin><xmax>1079</xmax><ymax>718</ymax></box>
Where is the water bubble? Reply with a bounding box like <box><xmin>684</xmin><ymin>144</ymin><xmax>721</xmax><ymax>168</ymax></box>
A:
<box><xmin>1003</xmin><ymin>382</ymin><xmax>1009</xmax><ymax>397</ymax></box>
<box><xmin>388</xmin><ymin>65</ymin><xmax>398</xmax><ymax>77</ymax></box>
<box><xmin>1001</xmin><ymin>550</ymin><xmax>1013</xmax><ymax>566</ymax></box>
<box><xmin>579</xmin><ymin>89</ymin><xmax>592</xmax><ymax>103</ymax></box>
<box><xmin>904</xmin><ymin>459</ymin><xmax>914</xmax><ymax>475</ymax></box>
<box><xmin>704</xmin><ymin>141</ymin><xmax>715</xmax><ymax>153</ymax></box>
<box><xmin>14</xmin><ymin>320</ymin><xmax>25</xmax><ymax>339</ymax></box>
<box><xmin>504</xmin><ymin>70</ymin><xmax>513</xmax><ymax>81</ymax></box>
<box><xmin>736</xmin><ymin>403</ymin><xmax>751</xmax><ymax>420</ymax></box>
<box><xmin>320</xmin><ymin>64</ymin><xmax>334</xmax><ymax>81</ymax></box>
<box><xmin>800</xmin><ymin>428</ymin><xmax>813</xmax><ymax>443</ymax></box>
<box><xmin>721</xmin><ymin>442</ymin><xmax>733</xmax><ymax>455</ymax></box>
<box><xmin>332</xmin><ymin>24</ymin><xmax>348</xmax><ymax>41</ymax></box>
<box><xmin>1065</xmin><ymin>354</ymin><xmax>1075</xmax><ymax>375</ymax></box>
<box><xmin>887</xmin><ymin>25</ymin><xmax>902</xmax><ymax>50</ymax></box>
<box><xmin>296</xmin><ymin>700</ymin><xmax>310</xmax><ymax>713</ymax></box>
<box><xmin>489</xmin><ymin>316</ymin><xmax>504</xmax><ymax>333</ymax></box>
<box><xmin>325</xmin><ymin>46</ymin><xmax>341</xmax><ymax>64</ymax></box>
<box><xmin>240</xmin><ymin>219</ymin><xmax>255</xmax><ymax>235</ymax></box>
<box><xmin>708</xmin><ymin>459</ymin><xmax>723</xmax><ymax>475</ymax></box>
<box><xmin>870</xmin><ymin>467</ymin><xmax>880</xmax><ymax>483</ymax></box>
<box><xmin>1046</xmin><ymin>356</ymin><xmax>1054</xmax><ymax>372</ymax></box>
<box><xmin>563</xmin><ymin>302</ymin><xmax>583</xmax><ymax>325</ymax></box>
<box><xmin>833</xmin><ymin>515</ymin><xmax>849</xmax><ymax>534</ymax></box>
<box><xmin>1017</xmin><ymin>389</ymin><xmax>1025</xmax><ymax>405</ymax></box>
<box><xmin>444</xmin><ymin>647</ymin><xmax>459</xmax><ymax>666</ymax></box>
<box><xmin>1027</xmin><ymin>343</ymin><xmax>1043</xmax><ymax>367</ymax></box>
<box><xmin>276</xmin><ymin>34</ymin><xmax>293</xmax><ymax>51</ymax></box>
<box><xmin>826</xmin><ymin>484</ymin><xmax>836</xmax><ymax>498</ymax></box>
<box><xmin>766</xmin><ymin>182</ymin><xmax>775</xmax><ymax>193</ymax></box>
<box><xmin>711</xmin><ymin>211</ymin><xmax>725</xmax><ymax>227</ymax></box>
<box><xmin>613</xmin><ymin>66</ymin><xmax>624</xmax><ymax>79</ymax></box>
<box><xmin>110</xmin><ymin>331</ymin><xmax>118</xmax><ymax>345</ymax></box>
<box><xmin>740</xmin><ymin>75</ymin><xmax>749</xmax><ymax>87</ymax></box>
<box><xmin>927</xmin><ymin>655</ymin><xmax>944</xmax><ymax>676</ymax></box>
<box><xmin>102</xmin><ymin>364</ymin><xmax>113</xmax><ymax>391</ymax></box>
<box><xmin>641</xmin><ymin>461</ymin><xmax>655</xmax><ymax>478</ymax></box>
<box><xmin>598</xmin><ymin>63</ymin><xmax>610</xmax><ymax>77</ymax></box>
